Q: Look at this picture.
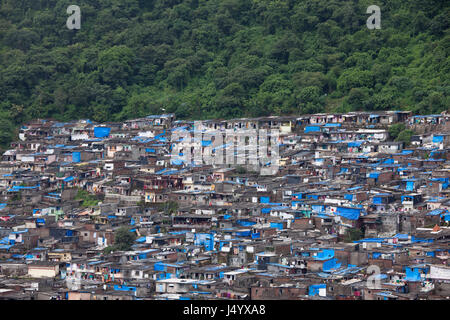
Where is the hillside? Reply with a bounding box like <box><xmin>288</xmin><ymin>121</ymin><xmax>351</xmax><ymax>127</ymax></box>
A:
<box><xmin>0</xmin><ymin>0</ymin><xmax>448</xmax><ymax>148</ymax></box>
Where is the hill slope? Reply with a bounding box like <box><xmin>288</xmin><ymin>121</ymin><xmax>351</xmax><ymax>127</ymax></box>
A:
<box><xmin>0</xmin><ymin>0</ymin><xmax>448</xmax><ymax>147</ymax></box>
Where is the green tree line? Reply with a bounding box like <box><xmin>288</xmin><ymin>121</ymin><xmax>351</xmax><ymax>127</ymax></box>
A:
<box><xmin>0</xmin><ymin>0</ymin><xmax>448</xmax><ymax>149</ymax></box>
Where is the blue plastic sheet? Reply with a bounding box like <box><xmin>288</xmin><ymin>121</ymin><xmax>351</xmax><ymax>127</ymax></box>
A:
<box><xmin>260</xmin><ymin>196</ymin><xmax>270</xmax><ymax>203</ymax></box>
<box><xmin>304</xmin><ymin>125</ymin><xmax>321</xmax><ymax>133</ymax></box>
<box><xmin>308</xmin><ymin>284</ymin><xmax>326</xmax><ymax>296</ymax></box>
<box><xmin>94</xmin><ymin>127</ymin><xmax>111</xmax><ymax>138</ymax></box>
<box><xmin>406</xmin><ymin>181</ymin><xmax>414</xmax><ymax>191</ymax></box>
<box><xmin>369</xmin><ymin>172</ymin><xmax>380</xmax><ymax>179</ymax></box>
<box><xmin>348</xmin><ymin>141</ymin><xmax>364</xmax><ymax>147</ymax></box>
<box><xmin>335</xmin><ymin>207</ymin><xmax>361</xmax><ymax>220</ymax></box>
<box><xmin>72</xmin><ymin>152</ymin><xmax>81</xmax><ymax>163</ymax></box>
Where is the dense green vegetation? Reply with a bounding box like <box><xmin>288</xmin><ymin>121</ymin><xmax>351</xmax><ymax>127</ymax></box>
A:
<box><xmin>388</xmin><ymin>123</ymin><xmax>415</xmax><ymax>145</ymax></box>
<box><xmin>0</xmin><ymin>0</ymin><xmax>448</xmax><ymax>148</ymax></box>
<box><xmin>158</xmin><ymin>200</ymin><xmax>179</xmax><ymax>215</ymax></box>
<box><xmin>75</xmin><ymin>188</ymin><xmax>100</xmax><ymax>207</ymax></box>
<box><xmin>114</xmin><ymin>226</ymin><xmax>137</xmax><ymax>251</ymax></box>
<box><xmin>104</xmin><ymin>226</ymin><xmax>137</xmax><ymax>253</ymax></box>
<box><xmin>344</xmin><ymin>227</ymin><xmax>364</xmax><ymax>242</ymax></box>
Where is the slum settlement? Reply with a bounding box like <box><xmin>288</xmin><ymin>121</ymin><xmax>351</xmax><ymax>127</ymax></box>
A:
<box><xmin>0</xmin><ymin>111</ymin><xmax>449</xmax><ymax>300</ymax></box>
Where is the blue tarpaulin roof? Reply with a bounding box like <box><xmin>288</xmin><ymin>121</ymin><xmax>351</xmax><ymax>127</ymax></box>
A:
<box><xmin>0</xmin><ymin>236</ymin><xmax>10</xmax><ymax>244</ymax></box>
<box><xmin>323</xmin><ymin>123</ymin><xmax>341</xmax><ymax>127</ymax></box>
<box><xmin>347</xmin><ymin>186</ymin><xmax>363</xmax><ymax>191</ymax></box>
<box><xmin>72</xmin><ymin>152</ymin><xmax>81</xmax><ymax>163</ymax></box>
<box><xmin>162</xmin><ymin>170</ymin><xmax>179</xmax><ymax>175</ymax></box>
<box><xmin>369</xmin><ymin>172</ymin><xmax>380</xmax><ymax>179</ymax></box>
<box><xmin>406</xmin><ymin>181</ymin><xmax>414</xmax><ymax>191</ymax></box>
<box><xmin>334</xmin><ymin>206</ymin><xmax>361</xmax><ymax>220</ymax></box>
<box><xmin>94</xmin><ymin>127</ymin><xmax>111</xmax><ymax>138</ymax></box>
<box><xmin>348</xmin><ymin>141</ymin><xmax>365</xmax><ymax>147</ymax></box>
<box><xmin>8</xmin><ymin>185</ymin><xmax>39</xmax><ymax>192</ymax></box>
<box><xmin>171</xmin><ymin>159</ymin><xmax>184</xmax><ymax>165</ymax></box>
<box><xmin>427</xmin><ymin>209</ymin><xmax>446</xmax><ymax>216</ymax></box>
<box><xmin>304</xmin><ymin>125</ymin><xmax>321</xmax><ymax>133</ymax></box>
<box><xmin>354</xmin><ymin>238</ymin><xmax>387</xmax><ymax>243</ymax></box>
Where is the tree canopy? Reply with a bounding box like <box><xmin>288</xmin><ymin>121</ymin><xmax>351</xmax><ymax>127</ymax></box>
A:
<box><xmin>113</xmin><ymin>226</ymin><xmax>137</xmax><ymax>251</ymax></box>
<box><xmin>0</xmin><ymin>0</ymin><xmax>448</xmax><ymax>149</ymax></box>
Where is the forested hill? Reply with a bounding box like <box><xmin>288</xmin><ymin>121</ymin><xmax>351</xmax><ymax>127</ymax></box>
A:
<box><xmin>0</xmin><ymin>0</ymin><xmax>448</xmax><ymax>147</ymax></box>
